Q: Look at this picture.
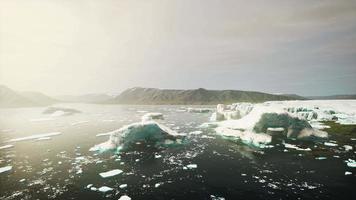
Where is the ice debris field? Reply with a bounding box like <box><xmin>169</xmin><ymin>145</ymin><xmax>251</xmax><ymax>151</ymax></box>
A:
<box><xmin>0</xmin><ymin>101</ymin><xmax>355</xmax><ymax>199</ymax></box>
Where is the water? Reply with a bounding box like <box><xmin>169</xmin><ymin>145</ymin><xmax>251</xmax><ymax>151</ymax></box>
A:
<box><xmin>0</xmin><ymin>104</ymin><xmax>355</xmax><ymax>200</ymax></box>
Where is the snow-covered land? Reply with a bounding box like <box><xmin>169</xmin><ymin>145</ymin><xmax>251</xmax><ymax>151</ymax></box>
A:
<box><xmin>209</xmin><ymin>100</ymin><xmax>356</xmax><ymax>147</ymax></box>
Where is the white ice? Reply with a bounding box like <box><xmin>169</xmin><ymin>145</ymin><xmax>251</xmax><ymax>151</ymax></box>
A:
<box><xmin>99</xmin><ymin>169</ymin><xmax>123</xmax><ymax>178</ymax></box>
<box><xmin>283</xmin><ymin>143</ymin><xmax>311</xmax><ymax>151</ymax></box>
<box><xmin>7</xmin><ymin>132</ymin><xmax>61</xmax><ymax>142</ymax></box>
<box><xmin>324</xmin><ymin>142</ymin><xmax>338</xmax><ymax>147</ymax></box>
<box><xmin>98</xmin><ymin>186</ymin><xmax>113</xmax><ymax>192</ymax></box>
<box><xmin>0</xmin><ymin>144</ymin><xmax>14</xmax><ymax>150</ymax></box>
<box><xmin>215</xmin><ymin>127</ymin><xmax>272</xmax><ymax>148</ymax></box>
<box><xmin>118</xmin><ymin>195</ymin><xmax>131</xmax><ymax>200</ymax></box>
<box><xmin>141</xmin><ymin>112</ymin><xmax>164</xmax><ymax>121</ymax></box>
<box><xmin>0</xmin><ymin>166</ymin><xmax>12</xmax><ymax>173</ymax></box>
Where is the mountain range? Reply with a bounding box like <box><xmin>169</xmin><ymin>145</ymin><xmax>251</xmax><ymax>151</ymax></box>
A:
<box><xmin>1</xmin><ymin>85</ymin><xmax>355</xmax><ymax>108</ymax></box>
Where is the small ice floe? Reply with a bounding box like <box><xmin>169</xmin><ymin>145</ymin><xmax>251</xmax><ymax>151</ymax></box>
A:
<box><xmin>346</xmin><ymin>159</ymin><xmax>356</xmax><ymax>167</ymax></box>
<box><xmin>30</xmin><ymin>118</ymin><xmax>54</xmax><ymax>122</ymax></box>
<box><xmin>86</xmin><ymin>184</ymin><xmax>93</xmax><ymax>188</ymax></box>
<box><xmin>98</xmin><ymin>186</ymin><xmax>113</xmax><ymax>192</ymax></box>
<box><xmin>35</xmin><ymin>137</ymin><xmax>51</xmax><ymax>141</ymax></box>
<box><xmin>154</xmin><ymin>154</ymin><xmax>162</xmax><ymax>159</ymax></box>
<box><xmin>155</xmin><ymin>182</ymin><xmax>163</xmax><ymax>188</ymax></box>
<box><xmin>189</xmin><ymin>131</ymin><xmax>202</xmax><ymax>135</ymax></box>
<box><xmin>118</xmin><ymin>195</ymin><xmax>131</xmax><ymax>200</ymax></box>
<box><xmin>0</xmin><ymin>144</ymin><xmax>14</xmax><ymax>150</ymax></box>
<box><xmin>184</xmin><ymin>164</ymin><xmax>198</xmax><ymax>170</ymax></box>
<box><xmin>91</xmin><ymin>187</ymin><xmax>98</xmax><ymax>191</ymax></box>
<box><xmin>0</xmin><ymin>166</ymin><xmax>12</xmax><ymax>173</ymax></box>
<box><xmin>344</xmin><ymin>145</ymin><xmax>353</xmax><ymax>151</ymax></box>
<box><xmin>267</xmin><ymin>127</ymin><xmax>285</xmax><ymax>132</ymax></box>
<box><xmin>210</xmin><ymin>195</ymin><xmax>225</xmax><ymax>200</ymax></box>
<box><xmin>215</xmin><ymin>127</ymin><xmax>271</xmax><ymax>148</ymax></box>
<box><xmin>142</xmin><ymin>113</ymin><xmax>164</xmax><ymax>121</ymax></box>
<box><xmin>345</xmin><ymin>171</ymin><xmax>352</xmax><ymax>175</ymax></box>
<box><xmin>43</xmin><ymin>107</ymin><xmax>81</xmax><ymax>116</ymax></box>
<box><xmin>119</xmin><ymin>184</ymin><xmax>127</xmax><ymax>189</ymax></box>
<box><xmin>71</xmin><ymin>121</ymin><xmax>89</xmax><ymax>126</ymax></box>
<box><xmin>324</xmin><ymin>142</ymin><xmax>338</xmax><ymax>147</ymax></box>
<box><xmin>315</xmin><ymin>157</ymin><xmax>327</xmax><ymax>160</ymax></box>
<box><xmin>283</xmin><ymin>143</ymin><xmax>311</xmax><ymax>151</ymax></box>
<box><xmin>7</xmin><ymin>132</ymin><xmax>61</xmax><ymax>142</ymax></box>
<box><xmin>99</xmin><ymin>169</ymin><xmax>123</xmax><ymax>178</ymax></box>
<box><xmin>19</xmin><ymin>179</ymin><xmax>26</xmax><ymax>182</ymax></box>
<box><xmin>188</xmin><ymin>108</ymin><xmax>213</xmax><ymax>113</ymax></box>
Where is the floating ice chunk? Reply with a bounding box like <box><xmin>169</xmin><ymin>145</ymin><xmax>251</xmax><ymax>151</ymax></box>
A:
<box><xmin>283</xmin><ymin>143</ymin><xmax>311</xmax><ymax>151</ymax></box>
<box><xmin>119</xmin><ymin>184</ymin><xmax>127</xmax><ymax>189</ymax></box>
<box><xmin>91</xmin><ymin>121</ymin><xmax>181</xmax><ymax>152</ymax></box>
<box><xmin>215</xmin><ymin>127</ymin><xmax>271</xmax><ymax>148</ymax></box>
<box><xmin>344</xmin><ymin>145</ymin><xmax>353</xmax><ymax>151</ymax></box>
<box><xmin>155</xmin><ymin>182</ymin><xmax>163</xmax><ymax>188</ymax></box>
<box><xmin>346</xmin><ymin>159</ymin><xmax>356</xmax><ymax>167</ymax></box>
<box><xmin>0</xmin><ymin>166</ymin><xmax>12</xmax><ymax>173</ymax></box>
<box><xmin>141</xmin><ymin>113</ymin><xmax>164</xmax><ymax>121</ymax></box>
<box><xmin>86</xmin><ymin>184</ymin><xmax>93</xmax><ymax>188</ymax></box>
<box><xmin>99</xmin><ymin>169</ymin><xmax>123</xmax><ymax>178</ymax></box>
<box><xmin>91</xmin><ymin>187</ymin><xmax>97</xmax><ymax>191</ymax></box>
<box><xmin>0</xmin><ymin>144</ymin><xmax>14</xmax><ymax>150</ymax></box>
<box><xmin>19</xmin><ymin>179</ymin><xmax>26</xmax><ymax>182</ymax></box>
<box><xmin>210</xmin><ymin>195</ymin><xmax>226</xmax><ymax>200</ymax></box>
<box><xmin>154</xmin><ymin>154</ymin><xmax>162</xmax><ymax>159</ymax></box>
<box><xmin>71</xmin><ymin>121</ymin><xmax>89</xmax><ymax>126</ymax></box>
<box><xmin>324</xmin><ymin>142</ymin><xmax>338</xmax><ymax>147</ymax></box>
<box><xmin>30</xmin><ymin>118</ymin><xmax>54</xmax><ymax>122</ymax></box>
<box><xmin>36</xmin><ymin>137</ymin><xmax>51</xmax><ymax>141</ymax></box>
<box><xmin>98</xmin><ymin>186</ymin><xmax>113</xmax><ymax>192</ymax></box>
<box><xmin>7</xmin><ymin>132</ymin><xmax>61</xmax><ymax>142</ymax></box>
<box><xmin>43</xmin><ymin>107</ymin><xmax>81</xmax><ymax>116</ymax></box>
<box><xmin>118</xmin><ymin>195</ymin><xmax>131</xmax><ymax>200</ymax></box>
<box><xmin>345</xmin><ymin>171</ymin><xmax>352</xmax><ymax>175</ymax></box>
<box><xmin>267</xmin><ymin>127</ymin><xmax>285</xmax><ymax>132</ymax></box>
<box><xmin>189</xmin><ymin>131</ymin><xmax>202</xmax><ymax>135</ymax></box>
<box><xmin>185</xmin><ymin>164</ymin><xmax>198</xmax><ymax>169</ymax></box>
<box><xmin>188</xmin><ymin>108</ymin><xmax>213</xmax><ymax>113</ymax></box>
<box><xmin>315</xmin><ymin>157</ymin><xmax>327</xmax><ymax>160</ymax></box>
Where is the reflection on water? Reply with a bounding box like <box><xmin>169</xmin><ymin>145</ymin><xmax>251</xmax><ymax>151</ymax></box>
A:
<box><xmin>0</xmin><ymin>104</ymin><xmax>355</xmax><ymax>200</ymax></box>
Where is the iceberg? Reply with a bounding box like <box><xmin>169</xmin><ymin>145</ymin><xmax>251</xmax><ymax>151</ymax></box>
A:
<box><xmin>0</xmin><ymin>166</ymin><xmax>12</xmax><ymax>173</ymax></box>
<box><xmin>7</xmin><ymin>132</ymin><xmax>61</xmax><ymax>142</ymax></box>
<box><xmin>90</xmin><ymin>120</ymin><xmax>181</xmax><ymax>152</ymax></box>
<box><xmin>141</xmin><ymin>112</ymin><xmax>164</xmax><ymax>121</ymax></box>
<box><xmin>119</xmin><ymin>184</ymin><xmax>128</xmax><ymax>189</ymax></box>
<box><xmin>186</xmin><ymin>164</ymin><xmax>198</xmax><ymax>169</ymax></box>
<box><xmin>211</xmin><ymin>103</ymin><xmax>253</xmax><ymax>121</ymax></box>
<box><xmin>99</xmin><ymin>169</ymin><xmax>123</xmax><ymax>178</ymax></box>
<box><xmin>283</xmin><ymin>143</ymin><xmax>311</xmax><ymax>151</ymax></box>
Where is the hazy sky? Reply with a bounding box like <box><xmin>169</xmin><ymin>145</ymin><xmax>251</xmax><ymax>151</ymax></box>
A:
<box><xmin>1</xmin><ymin>0</ymin><xmax>356</xmax><ymax>96</ymax></box>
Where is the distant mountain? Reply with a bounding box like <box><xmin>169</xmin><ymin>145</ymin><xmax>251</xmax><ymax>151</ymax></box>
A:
<box><xmin>308</xmin><ymin>94</ymin><xmax>356</xmax><ymax>100</ymax></box>
<box><xmin>55</xmin><ymin>94</ymin><xmax>114</xmax><ymax>103</ymax></box>
<box><xmin>107</xmin><ymin>87</ymin><xmax>303</xmax><ymax>105</ymax></box>
<box><xmin>0</xmin><ymin>85</ymin><xmax>57</xmax><ymax>108</ymax></box>
<box><xmin>280</xmin><ymin>94</ymin><xmax>308</xmax><ymax>100</ymax></box>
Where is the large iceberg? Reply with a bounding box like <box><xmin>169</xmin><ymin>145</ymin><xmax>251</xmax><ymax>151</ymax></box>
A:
<box><xmin>90</xmin><ymin>120</ymin><xmax>181</xmax><ymax>152</ymax></box>
<box><xmin>215</xmin><ymin>127</ymin><xmax>272</xmax><ymax>147</ymax></box>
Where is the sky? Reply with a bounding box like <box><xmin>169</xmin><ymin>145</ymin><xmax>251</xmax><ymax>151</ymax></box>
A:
<box><xmin>0</xmin><ymin>0</ymin><xmax>356</xmax><ymax>96</ymax></box>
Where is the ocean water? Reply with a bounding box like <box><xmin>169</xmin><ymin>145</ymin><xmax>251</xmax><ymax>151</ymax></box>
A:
<box><xmin>0</xmin><ymin>104</ymin><xmax>355</xmax><ymax>200</ymax></box>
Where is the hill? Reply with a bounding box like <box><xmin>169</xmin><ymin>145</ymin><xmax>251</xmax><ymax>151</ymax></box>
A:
<box><xmin>107</xmin><ymin>87</ymin><xmax>304</xmax><ymax>105</ymax></box>
<box><xmin>0</xmin><ymin>85</ymin><xmax>57</xmax><ymax>108</ymax></box>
